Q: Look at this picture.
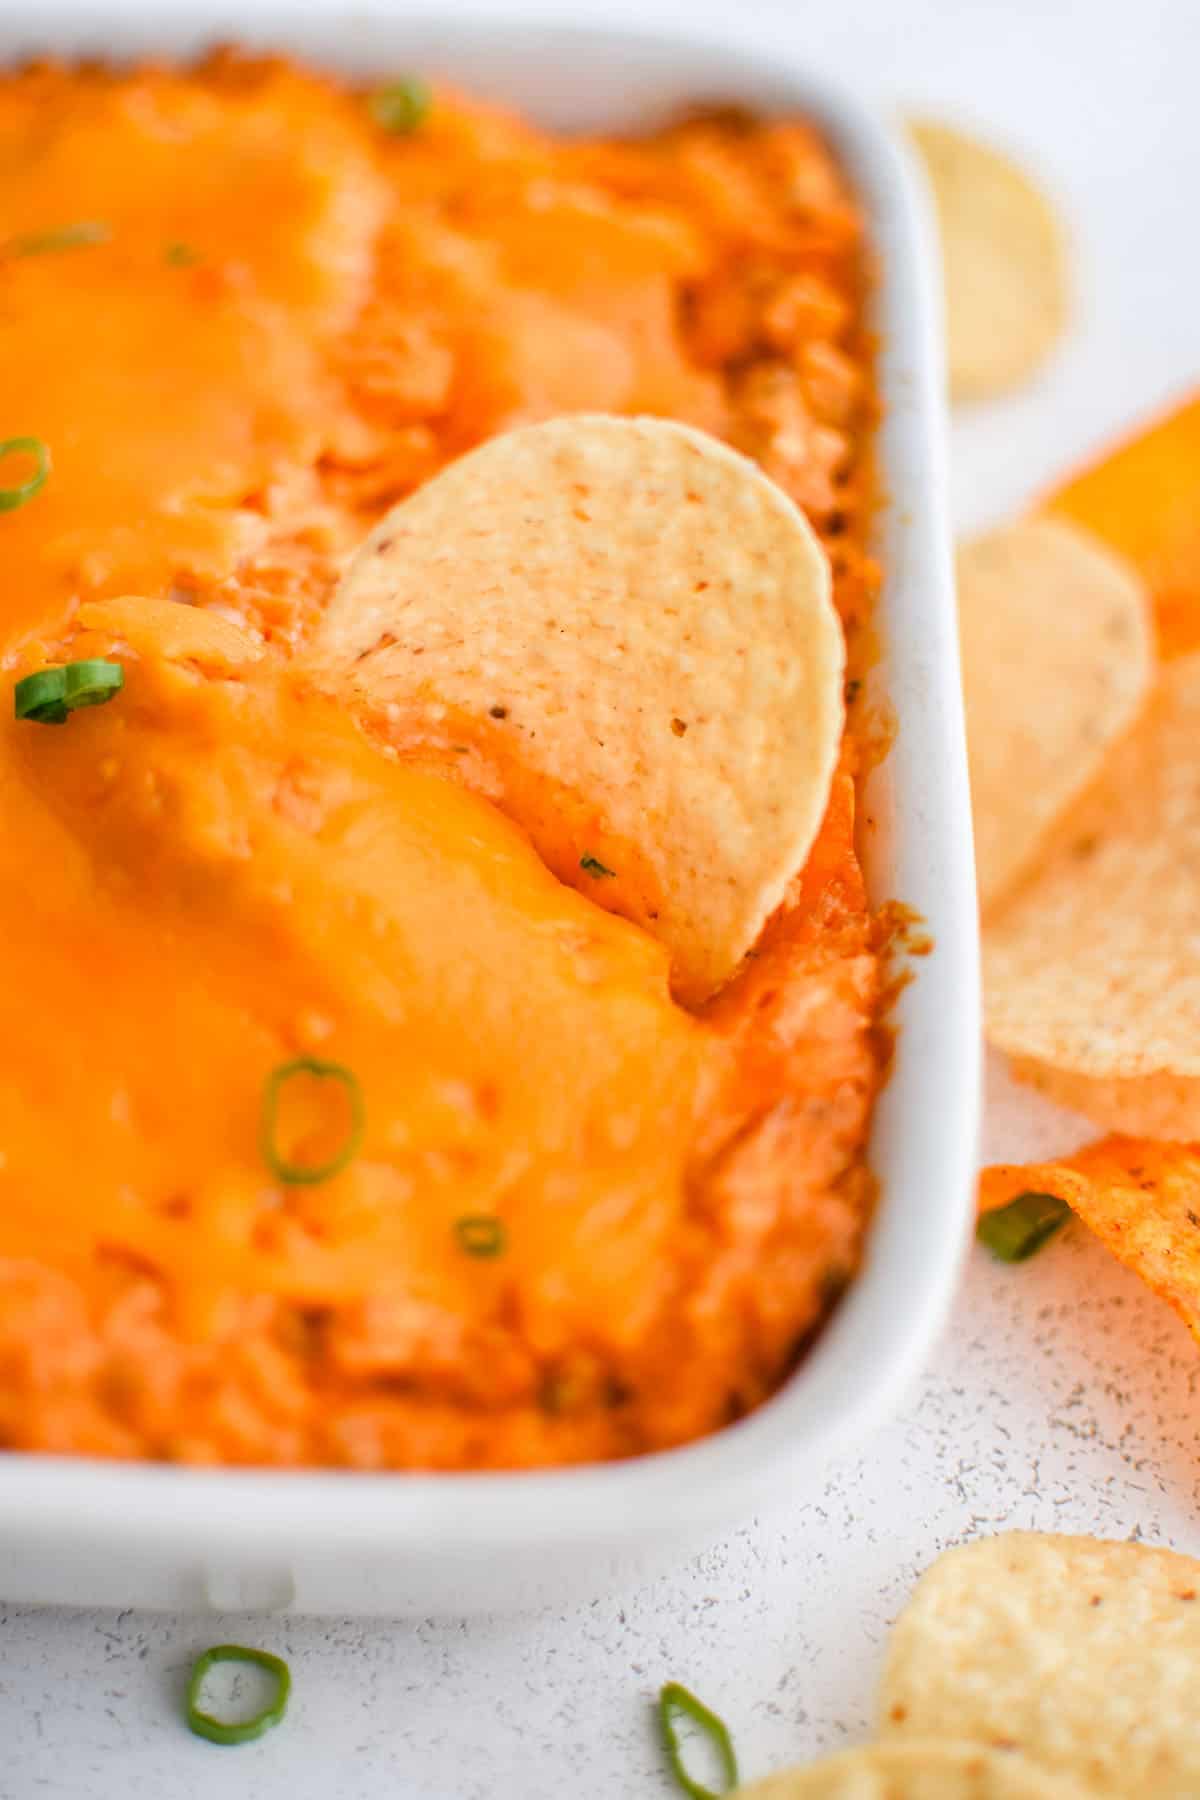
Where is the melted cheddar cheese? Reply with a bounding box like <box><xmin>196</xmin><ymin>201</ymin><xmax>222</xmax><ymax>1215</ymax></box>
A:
<box><xmin>0</xmin><ymin>54</ymin><xmax>883</xmax><ymax>1468</ymax></box>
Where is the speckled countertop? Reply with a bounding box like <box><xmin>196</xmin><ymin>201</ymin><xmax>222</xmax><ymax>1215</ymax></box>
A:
<box><xmin>3</xmin><ymin>0</ymin><xmax>1200</xmax><ymax>1794</ymax></box>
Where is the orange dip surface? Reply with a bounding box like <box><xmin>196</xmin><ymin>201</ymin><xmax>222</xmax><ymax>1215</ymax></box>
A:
<box><xmin>0</xmin><ymin>54</ymin><xmax>885</xmax><ymax>1469</ymax></box>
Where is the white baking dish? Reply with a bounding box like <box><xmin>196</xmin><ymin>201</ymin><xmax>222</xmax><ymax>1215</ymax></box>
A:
<box><xmin>0</xmin><ymin>5</ymin><xmax>979</xmax><ymax>1616</ymax></box>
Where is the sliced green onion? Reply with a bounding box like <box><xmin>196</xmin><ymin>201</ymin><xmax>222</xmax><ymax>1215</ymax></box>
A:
<box><xmin>14</xmin><ymin>668</ymin><xmax>68</xmax><ymax>724</ymax></box>
<box><xmin>62</xmin><ymin>659</ymin><xmax>124</xmax><ymax>709</ymax></box>
<box><xmin>454</xmin><ymin>1214</ymin><xmax>507</xmax><ymax>1259</ymax></box>
<box><xmin>164</xmin><ymin>241</ymin><xmax>199</xmax><ymax>267</ymax></box>
<box><xmin>658</xmin><ymin>1682</ymin><xmax>739</xmax><ymax>1800</ymax></box>
<box><xmin>369</xmin><ymin>75</ymin><xmax>431</xmax><ymax>134</ymax></box>
<box><xmin>14</xmin><ymin>660</ymin><xmax>123</xmax><ymax>725</ymax></box>
<box><xmin>0</xmin><ymin>437</ymin><xmax>50</xmax><ymax>513</ymax></box>
<box><xmin>261</xmin><ymin>1057</ymin><xmax>364</xmax><ymax>1186</ymax></box>
<box><xmin>580</xmin><ymin>853</ymin><xmax>616</xmax><ymax>879</ymax></box>
<box><xmin>978</xmin><ymin>1190</ymin><xmax>1071</xmax><ymax>1263</ymax></box>
<box><xmin>7</xmin><ymin>220</ymin><xmax>110</xmax><ymax>257</ymax></box>
<box><xmin>185</xmin><ymin>1644</ymin><xmax>291</xmax><ymax>1747</ymax></box>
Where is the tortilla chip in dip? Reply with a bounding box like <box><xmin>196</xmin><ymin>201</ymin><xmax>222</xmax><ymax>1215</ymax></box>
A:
<box><xmin>881</xmin><ymin>1532</ymin><xmax>1200</xmax><ymax>1797</ymax></box>
<box><xmin>320</xmin><ymin>414</ymin><xmax>844</xmax><ymax>1004</ymax></box>
<box><xmin>908</xmin><ymin>119</ymin><xmax>1068</xmax><ymax>402</ymax></box>
<box><xmin>958</xmin><ymin>519</ymin><xmax>1152</xmax><ymax>916</ymax></box>
<box><xmin>984</xmin><ymin>654</ymin><xmax>1200</xmax><ymax>1084</ymax></box>
<box><xmin>740</xmin><ymin>1742</ymin><xmax>1094</xmax><ymax>1799</ymax></box>
<box><xmin>981</xmin><ymin>1140</ymin><xmax>1200</xmax><ymax>1343</ymax></box>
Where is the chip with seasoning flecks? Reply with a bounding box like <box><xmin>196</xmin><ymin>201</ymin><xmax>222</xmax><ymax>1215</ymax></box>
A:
<box><xmin>999</xmin><ymin>1062</ymin><xmax>1200</xmax><ymax>1142</ymax></box>
<box><xmin>739</xmin><ymin>1740</ymin><xmax>1095</xmax><ymax>1798</ymax></box>
<box><xmin>318</xmin><ymin>414</ymin><xmax>843</xmax><ymax>1004</ymax></box>
<box><xmin>980</xmin><ymin>1139</ymin><xmax>1200</xmax><ymax>1341</ymax></box>
<box><xmin>958</xmin><ymin>518</ymin><xmax>1152</xmax><ymax>917</ymax></box>
<box><xmin>1043</xmin><ymin>394</ymin><xmax>1200</xmax><ymax>662</ymax></box>
<box><xmin>983</xmin><ymin>654</ymin><xmax>1200</xmax><ymax>1105</ymax></box>
<box><xmin>880</xmin><ymin>1533</ymin><xmax>1200</xmax><ymax>1797</ymax></box>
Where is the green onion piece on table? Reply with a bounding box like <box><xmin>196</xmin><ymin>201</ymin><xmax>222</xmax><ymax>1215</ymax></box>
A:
<box><xmin>261</xmin><ymin>1057</ymin><xmax>365</xmax><ymax>1186</ymax></box>
<box><xmin>14</xmin><ymin>659</ymin><xmax>123</xmax><ymax>725</ymax></box>
<box><xmin>658</xmin><ymin>1682</ymin><xmax>739</xmax><ymax>1800</ymax></box>
<box><xmin>977</xmin><ymin>1190</ymin><xmax>1071</xmax><ymax>1263</ymax></box>
<box><xmin>0</xmin><ymin>437</ymin><xmax>50</xmax><ymax>513</ymax></box>
<box><xmin>185</xmin><ymin>1645</ymin><xmax>291</xmax><ymax>1747</ymax></box>
<box><xmin>454</xmin><ymin>1214</ymin><xmax>507</xmax><ymax>1259</ymax></box>
<box><xmin>369</xmin><ymin>75</ymin><xmax>432</xmax><ymax>134</ymax></box>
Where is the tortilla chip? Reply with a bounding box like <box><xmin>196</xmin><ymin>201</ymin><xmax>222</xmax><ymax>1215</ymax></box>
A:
<box><xmin>1006</xmin><ymin>1058</ymin><xmax>1200</xmax><ymax>1141</ymax></box>
<box><xmin>980</xmin><ymin>1140</ymin><xmax>1200</xmax><ymax>1341</ymax></box>
<box><xmin>958</xmin><ymin>520</ymin><xmax>1152</xmax><ymax>914</ymax></box>
<box><xmin>1045</xmin><ymin>394</ymin><xmax>1200</xmax><ymax>659</ymax></box>
<box><xmin>319</xmin><ymin>415</ymin><xmax>843</xmax><ymax>1003</ymax></box>
<box><xmin>881</xmin><ymin>1532</ymin><xmax>1200</xmax><ymax>1797</ymax></box>
<box><xmin>908</xmin><ymin>120</ymin><xmax>1068</xmax><ymax>402</ymax></box>
<box><xmin>984</xmin><ymin>654</ymin><xmax>1200</xmax><ymax>1079</ymax></box>
<box><xmin>740</xmin><ymin>1742</ymin><xmax>1094</xmax><ymax>1799</ymax></box>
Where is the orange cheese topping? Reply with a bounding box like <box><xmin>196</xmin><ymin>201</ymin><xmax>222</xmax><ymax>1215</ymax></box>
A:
<box><xmin>0</xmin><ymin>55</ymin><xmax>883</xmax><ymax>1469</ymax></box>
<box><xmin>0</xmin><ymin>61</ymin><xmax>387</xmax><ymax>646</ymax></box>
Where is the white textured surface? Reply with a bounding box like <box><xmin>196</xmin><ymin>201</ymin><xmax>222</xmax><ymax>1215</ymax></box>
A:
<box><xmin>3</xmin><ymin>0</ymin><xmax>1200</xmax><ymax>1793</ymax></box>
